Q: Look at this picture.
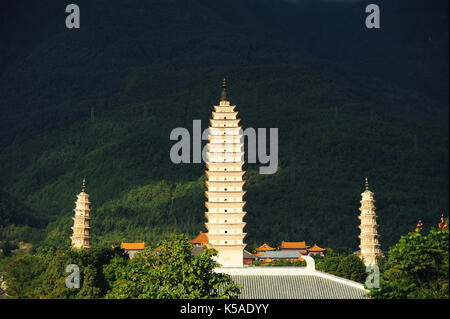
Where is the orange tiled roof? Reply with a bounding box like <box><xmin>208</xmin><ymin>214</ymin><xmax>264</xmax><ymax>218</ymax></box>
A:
<box><xmin>280</xmin><ymin>241</ymin><xmax>309</xmax><ymax>249</ymax></box>
<box><xmin>190</xmin><ymin>231</ymin><xmax>208</xmax><ymax>245</ymax></box>
<box><xmin>254</xmin><ymin>252</ymin><xmax>265</xmax><ymax>257</ymax></box>
<box><xmin>308</xmin><ymin>244</ymin><xmax>326</xmax><ymax>252</ymax></box>
<box><xmin>299</xmin><ymin>250</ymin><xmax>308</xmax><ymax>255</ymax></box>
<box><xmin>120</xmin><ymin>242</ymin><xmax>146</xmax><ymax>250</ymax></box>
<box><xmin>255</xmin><ymin>243</ymin><xmax>275</xmax><ymax>251</ymax></box>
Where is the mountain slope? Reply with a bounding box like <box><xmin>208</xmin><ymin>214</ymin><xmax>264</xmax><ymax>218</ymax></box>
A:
<box><xmin>0</xmin><ymin>0</ymin><xmax>448</xmax><ymax>250</ymax></box>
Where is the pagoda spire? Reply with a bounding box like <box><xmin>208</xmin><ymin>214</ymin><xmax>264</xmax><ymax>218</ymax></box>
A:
<box><xmin>364</xmin><ymin>176</ymin><xmax>369</xmax><ymax>190</ymax></box>
<box><xmin>70</xmin><ymin>179</ymin><xmax>91</xmax><ymax>249</ymax></box>
<box><xmin>220</xmin><ymin>78</ymin><xmax>229</xmax><ymax>102</ymax></box>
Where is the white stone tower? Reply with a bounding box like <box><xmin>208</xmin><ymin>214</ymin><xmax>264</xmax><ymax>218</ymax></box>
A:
<box><xmin>205</xmin><ymin>79</ymin><xmax>246</xmax><ymax>267</ymax></box>
<box><xmin>70</xmin><ymin>178</ymin><xmax>91</xmax><ymax>249</ymax></box>
<box><xmin>358</xmin><ymin>177</ymin><xmax>381</xmax><ymax>266</ymax></box>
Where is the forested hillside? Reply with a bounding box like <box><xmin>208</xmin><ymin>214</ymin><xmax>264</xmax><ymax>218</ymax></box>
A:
<box><xmin>0</xmin><ymin>0</ymin><xmax>448</xmax><ymax>252</ymax></box>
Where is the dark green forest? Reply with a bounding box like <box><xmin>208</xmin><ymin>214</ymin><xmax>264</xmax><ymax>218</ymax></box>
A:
<box><xmin>1</xmin><ymin>236</ymin><xmax>241</xmax><ymax>299</ymax></box>
<box><xmin>0</xmin><ymin>0</ymin><xmax>448</xmax><ymax>253</ymax></box>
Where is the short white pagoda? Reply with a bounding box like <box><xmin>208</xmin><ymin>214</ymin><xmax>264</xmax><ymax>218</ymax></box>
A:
<box><xmin>70</xmin><ymin>178</ymin><xmax>91</xmax><ymax>249</ymax></box>
<box><xmin>205</xmin><ymin>79</ymin><xmax>247</xmax><ymax>267</ymax></box>
<box><xmin>358</xmin><ymin>177</ymin><xmax>381</xmax><ymax>266</ymax></box>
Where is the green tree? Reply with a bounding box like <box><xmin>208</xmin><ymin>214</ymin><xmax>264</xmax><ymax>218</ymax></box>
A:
<box><xmin>252</xmin><ymin>260</ymin><xmax>263</xmax><ymax>266</ymax></box>
<box><xmin>39</xmin><ymin>248</ymin><xmax>69</xmax><ymax>299</ymax></box>
<box><xmin>77</xmin><ymin>265</ymin><xmax>101</xmax><ymax>299</ymax></box>
<box><xmin>314</xmin><ymin>250</ymin><xmax>366</xmax><ymax>283</ymax></box>
<box><xmin>336</xmin><ymin>254</ymin><xmax>366</xmax><ymax>283</ymax></box>
<box><xmin>105</xmin><ymin>234</ymin><xmax>241</xmax><ymax>299</ymax></box>
<box><xmin>2</xmin><ymin>246</ymin><xmax>127</xmax><ymax>299</ymax></box>
<box><xmin>271</xmin><ymin>259</ymin><xmax>291</xmax><ymax>267</ymax></box>
<box><xmin>0</xmin><ymin>241</ymin><xmax>19</xmax><ymax>257</ymax></box>
<box><xmin>316</xmin><ymin>256</ymin><xmax>341</xmax><ymax>275</ymax></box>
<box><xmin>292</xmin><ymin>259</ymin><xmax>307</xmax><ymax>267</ymax></box>
<box><xmin>369</xmin><ymin>225</ymin><xmax>449</xmax><ymax>299</ymax></box>
<box><xmin>3</xmin><ymin>254</ymin><xmax>47</xmax><ymax>298</ymax></box>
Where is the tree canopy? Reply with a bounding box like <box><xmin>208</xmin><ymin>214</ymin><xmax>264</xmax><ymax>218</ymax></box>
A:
<box><xmin>1</xmin><ymin>235</ymin><xmax>240</xmax><ymax>299</ymax></box>
<box><xmin>369</xmin><ymin>221</ymin><xmax>449</xmax><ymax>299</ymax></box>
<box><xmin>104</xmin><ymin>235</ymin><xmax>240</xmax><ymax>299</ymax></box>
<box><xmin>314</xmin><ymin>249</ymin><xmax>367</xmax><ymax>283</ymax></box>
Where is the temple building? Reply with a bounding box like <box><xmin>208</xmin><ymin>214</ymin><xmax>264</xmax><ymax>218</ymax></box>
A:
<box><xmin>190</xmin><ymin>231</ymin><xmax>208</xmax><ymax>247</ymax></box>
<box><xmin>204</xmin><ymin>79</ymin><xmax>247</xmax><ymax>268</ymax></box>
<box><xmin>256</xmin><ymin>251</ymin><xmax>305</xmax><ymax>263</ymax></box>
<box><xmin>70</xmin><ymin>179</ymin><xmax>91</xmax><ymax>249</ymax></box>
<box><xmin>358</xmin><ymin>177</ymin><xmax>382</xmax><ymax>266</ymax></box>
<box><xmin>255</xmin><ymin>243</ymin><xmax>275</xmax><ymax>253</ymax></box>
<box><xmin>243</xmin><ymin>250</ymin><xmax>257</xmax><ymax>265</ymax></box>
<box><xmin>308</xmin><ymin>244</ymin><xmax>327</xmax><ymax>256</ymax></box>
<box><xmin>254</xmin><ymin>243</ymin><xmax>275</xmax><ymax>257</ymax></box>
<box><xmin>279</xmin><ymin>241</ymin><xmax>309</xmax><ymax>253</ymax></box>
<box><xmin>253</xmin><ymin>241</ymin><xmax>326</xmax><ymax>262</ymax></box>
<box><xmin>120</xmin><ymin>242</ymin><xmax>146</xmax><ymax>259</ymax></box>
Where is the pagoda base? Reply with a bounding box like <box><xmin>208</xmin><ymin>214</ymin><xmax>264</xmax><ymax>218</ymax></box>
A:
<box><xmin>208</xmin><ymin>244</ymin><xmax>246</xmax><ymax>268</ymax></box>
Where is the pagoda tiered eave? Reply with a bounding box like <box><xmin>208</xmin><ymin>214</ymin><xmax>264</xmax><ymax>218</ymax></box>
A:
<box><xmin>205</xmin><ymin>171</ymin><xmax>245</xmax><ymax>179</ymax></box>
<box><xmin>210</xmin><ymin>119</ymin><xmax>241</xmax><ymax>127</ymax></box>
<box><xmin>205</xmin><ymin>180</ymin><xmax>245</xmax><ymax>188</ymax></box>
<box><xmin>212</xmin><ymin>111</ymin><xmax>239</xmax><ymax>119</ymax></box>
<box><xmin>208</xmin><ymin>126</ymin><xmax>242</xmax><ymax>135</ymax></box>
<box><xmin>205</xmin><ymin>201</ymin><xmax>247</xmax><ymax>209</ymax></box>
<box><xmin>206</xmin><ymin>162</ymin><xmax>244</xmax><ymax>170</ymax></box>
<box><xmin>205</xmin><ymin>222</ymin><xmax>247</xmax><ymax>230</ymax></box>
<box><xmin>205</xmin><ymin>191</ymin><xmax>246</xmax><ymax>199</ymax></box>
<box><xmin>213</xmin><ymin>105</ymin><xmax>237</xmax><ymax>112</ymax></box>
<box><xmin>205</xmin><ymin>212</ymin><xmax>247</xmax><ymax>219</ymax></box>
<box><xmin>206</xmin><ymin>233</ymin><xmax>247</xmax><ymax>241</ymax></box>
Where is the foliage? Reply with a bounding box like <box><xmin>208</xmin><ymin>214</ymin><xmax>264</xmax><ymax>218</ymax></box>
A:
<box><xmin>2</xmin><ymin>246</ymin><xmax>127</xmax><ymax>299</ymax></box>
<box><xmin>336</xmin><ymin>255</ymin><xmax>367</xmax><ymax>283</ymax></box>
<box><xmin>2</xmin><ymin>235</ymin><xmax>240</xmax><ymax>299</ymax></box>
<box><xmin>369</xmin><ymin>225</ymin><xmax>449</xmax><ymax>299</ymax></box>
<box><xmin>105</xmin><ymin>235</ymin><xmax>240</xmax><ymax>299</ymax></box>
<box><xmin>315</xmin><ymin>251</ymin><xmax>366</xmax><ymax>283</ymax></box>
<box><xmin>0</xmin><ymin>241</ymin><xmax>19</xmax><ymax>257</ymax></box>
<box><xmin>0</xmin><ymin>191</ymin><xmax>46</xmax><ymax>246</ymax></box>
<box><xmin>291</xmin><ymin>259</ymin><xmax>307</xmax><ymax>267</ymax></box>
<box><xmin>257</xmin><ymin>258</ymin><xmax>307</xmax><ymax>267</ymax></box>
<box><xmin>270</xmin><ymin>259</ymin><xmax>291</xmax><ymax>267</ymax></box>
<box><xmin>77</xmin><ymin>265</ymin><xmax>102</xmax><ymax>299</ymax></box>
<box><xmin>252</xmin><ymin>260</ymin><xmax>263</xmax><ymax>266</ymax></box>
<box><xmin>2</xmin><ymin>254</ymin><xmax>48</xmax><ymax>298</ymax></box>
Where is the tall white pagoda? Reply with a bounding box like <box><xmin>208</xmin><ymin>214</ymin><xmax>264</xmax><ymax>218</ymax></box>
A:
<box><xmin>205</xmin><ymin>79</ymin><xmax>247</xmax><ymax>267</ymax></box>
<box><xmin>358</xmin><ymin>177</ymin><xmax>381</xmax><ymax>266</ymax></box>
<box><xmin>70</xmin><ymin>178</ymin><xmax>91</xmax><ymax>249</ymax></box>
